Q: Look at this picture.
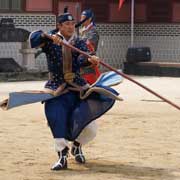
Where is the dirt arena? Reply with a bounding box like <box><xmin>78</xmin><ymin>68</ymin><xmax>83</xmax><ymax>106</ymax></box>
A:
<box><xmin>0</xmin><ymin>76</ymin><xmax>180</xmax><ymax>180</ymax></box>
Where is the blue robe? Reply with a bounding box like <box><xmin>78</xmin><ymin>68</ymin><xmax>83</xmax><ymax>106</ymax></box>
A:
<box><xmin>29</xmin><ymin>30</ymin><xmax>120</xmax><ymax>141</ymax></box>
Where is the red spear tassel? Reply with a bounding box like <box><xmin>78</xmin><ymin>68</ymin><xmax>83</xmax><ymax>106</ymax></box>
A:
<box><xmin>43</xmin><ymin>33</ymin><xmax>180</xmax><ymax>111</ymax></box>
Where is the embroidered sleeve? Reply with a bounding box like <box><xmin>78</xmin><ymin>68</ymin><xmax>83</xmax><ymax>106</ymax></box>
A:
<box><xmin>87</xmin><ymin>29</ymin><xmax>99</xmax><ymax>52</ymax></box>
<box><xmin>29</xmin><ymin>30</ymin><xmax>52</xmax><ymax>48</ymax></box>
<box><xmin>76</xmin><ymin>39</ymin><xmax>92</xmax><ymax>67</ymax></box>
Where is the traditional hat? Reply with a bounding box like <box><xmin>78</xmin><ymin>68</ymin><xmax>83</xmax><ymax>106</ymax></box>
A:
<box><xmin>57</xmin><ymin>6</ymin><xmax>74</xmax><ymax>23</ymax></box>
<box><xmin>81</xmin><ymin>9</ymin><xmax>94</xmax><ymax>20</ymax></box>
<box><xmin>75</xmin><ymin>9</ymin><xmax>95</xmax><ymax>28</ymax></box>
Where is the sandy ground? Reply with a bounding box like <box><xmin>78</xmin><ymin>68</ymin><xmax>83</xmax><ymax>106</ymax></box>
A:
<box><xmin>0</xmin><ymin>76</ymin><xmax>180</xmax><ymax>180</ymax></box>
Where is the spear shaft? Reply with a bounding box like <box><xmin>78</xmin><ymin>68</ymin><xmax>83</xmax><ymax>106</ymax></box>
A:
<box><xmin>44</xmin><ymin>33</ymin><xmax>180</xmax><ymax>111</ymax></box>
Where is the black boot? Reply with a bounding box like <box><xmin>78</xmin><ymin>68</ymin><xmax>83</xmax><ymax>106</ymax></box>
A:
<box><xmin>71</xmin><ymin>141</ymin><xmax>86</xmax><ymax>164</ymax></box>
<box><xmin>51</xmin><ymin>146</ymin><xmax>69</xmax><ymax>170</ymax></box>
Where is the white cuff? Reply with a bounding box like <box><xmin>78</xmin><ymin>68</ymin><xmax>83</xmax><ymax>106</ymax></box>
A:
<box><xmin>54</xmin><ymin>138</ymin><xmax>69</xmax><ymax>152</ymax></box>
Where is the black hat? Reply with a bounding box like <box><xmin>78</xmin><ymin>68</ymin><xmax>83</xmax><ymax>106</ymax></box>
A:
<box><xmin>81</xmin><ymin>9</ymin><xmax>94</xmax><ymax>20</ymax></box>
<box><xmin>57</xmin><ymin>6</ymin><xmax>74</xmax><ymax>23</ymax></box>
<box><xmin>75</xmin><ymin>9</ymin><xmax>95</xmax><ymax>28</ymax></box>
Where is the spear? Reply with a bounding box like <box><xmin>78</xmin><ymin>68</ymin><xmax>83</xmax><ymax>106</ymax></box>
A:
<box><xmin>43</xmin><ymin>33</ymin><xmax>180</xmax><ymax>111</ymax></box>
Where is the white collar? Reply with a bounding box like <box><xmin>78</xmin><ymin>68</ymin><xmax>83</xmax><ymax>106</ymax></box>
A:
<box><xmin>82</xmin><ymin>22</ymin><xmax>94</xmax><ymax>32</ymax></box>
<box><xmin>57</xmin><ymin>31</ymin><xmax>75</xmax><ymax>44</ymax></box>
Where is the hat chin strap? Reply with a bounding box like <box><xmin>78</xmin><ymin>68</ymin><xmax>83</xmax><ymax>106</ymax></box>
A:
<box><xmin>75</xmin><ymin>16</ymin><xmax>89</xmax><ymax>28</ymax></box>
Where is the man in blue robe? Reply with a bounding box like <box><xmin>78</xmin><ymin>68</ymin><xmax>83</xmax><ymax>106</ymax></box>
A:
<box><xmin>29</xmin><ymin>11</ymin><xmax>120</xmax><ymax>171</ymax></box>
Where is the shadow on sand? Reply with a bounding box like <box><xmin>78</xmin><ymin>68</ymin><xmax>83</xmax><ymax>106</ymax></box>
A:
<box><xmin>50</xmin><ymin>159</ymin><xmax>174</xmax><ymax>180</ymax></box>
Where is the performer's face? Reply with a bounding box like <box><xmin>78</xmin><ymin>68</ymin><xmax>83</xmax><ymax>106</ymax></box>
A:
<box><xmin>81</xmin><ymin>15</ymin><xmax>91</xmax><ymax>27</ymax></box>
<box><xmin>58</xmin><ymin>21</ymin><xmax>75</xmax><ymax>38</ymax></box>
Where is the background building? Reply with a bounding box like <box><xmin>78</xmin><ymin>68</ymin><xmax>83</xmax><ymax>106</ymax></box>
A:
<box><xmin>0</xmin><ymin>0</ymin><xmax>180</xmax><ymax>71</ymax></box>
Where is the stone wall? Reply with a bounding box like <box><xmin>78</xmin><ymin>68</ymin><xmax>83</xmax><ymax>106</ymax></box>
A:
<box><xmin>0</xmin><ymin>14</ymin><xmax>55</xmax><ymax>71</ymax></box>
<box><xmin>0</xmin><ymin>14</ymin><xmax>180</xmax><ymax>71</ymax></box>
<box><xmin>96</xmin><ymin>23</ymin><xmax>180</xmax><ymax>70</ymax></box>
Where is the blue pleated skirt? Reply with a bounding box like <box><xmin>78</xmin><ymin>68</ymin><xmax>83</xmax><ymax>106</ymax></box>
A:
<box><xmin>45</xmin><ymin>86</ymin><xmax>118</xmax><ymax>141</ymax></box>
